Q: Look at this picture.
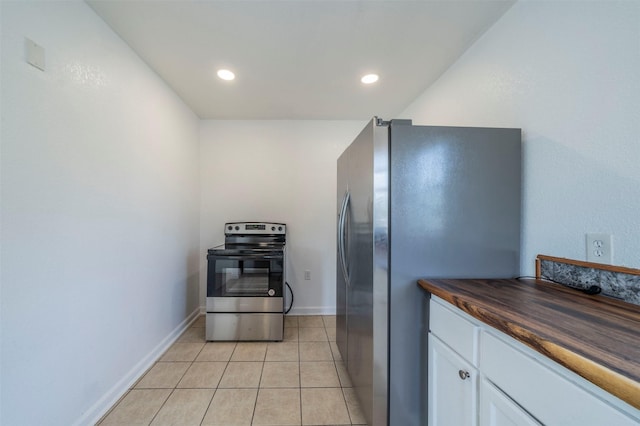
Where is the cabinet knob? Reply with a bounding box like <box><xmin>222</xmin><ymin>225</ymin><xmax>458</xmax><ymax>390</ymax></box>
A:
<box><xmin>458</xmin><ymin>370</ymin><xmax>470</xmax><ymax>380</ymax></box>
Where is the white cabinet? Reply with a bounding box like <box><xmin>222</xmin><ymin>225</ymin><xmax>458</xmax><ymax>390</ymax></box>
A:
<box><xmin>428</xmin><ymin>296</ymin><xmax>480</xmax><ymax>426</ymax></box>
<box><xmin>479</xmin><ymin>377</ymin><xmax>540</xmax><ymax>426</ymax></box>
<box><xmin>429</xmin><ymin>334</ymin><xmax>478</xmax><ymax>426</ymax></box>
<box><xmin>428</xmin><ymin>296</ymin><xmax>640</xmax><ymax>426</ymax></box>
<box><xmin>480</xmin><ymin>330</ymin><xmax>640</xmax><ymax>426</ymax></box>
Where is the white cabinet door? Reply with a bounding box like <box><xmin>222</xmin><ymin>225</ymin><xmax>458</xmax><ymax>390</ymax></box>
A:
<box><xmin>480</xmin><ymin>377</ymin><xmax>541</xmax><ymax>426</ymax></box>
<box><xmin>429</xmin><ymin>333</ymin><xmax>477</xmax><ymax>426</ymax></box>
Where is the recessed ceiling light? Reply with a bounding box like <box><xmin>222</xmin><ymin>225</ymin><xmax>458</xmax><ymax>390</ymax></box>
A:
<box><xmin>361</xmin><ymin>74</ymin><xmax>379</xmax><ymax>84</ymax></box>
<box><xmin>217</xmin><ymin>69</ymin><xmax>235</xmax><ymax>81</ymax></box>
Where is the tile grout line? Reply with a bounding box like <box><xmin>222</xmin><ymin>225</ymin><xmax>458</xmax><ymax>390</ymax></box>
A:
<box><xmin>249</xmin><ymin>356</ymin><xmax>266</xmax><ymax>426</ymax></box>
<box><xmin>146</xmin><ymin>388</ymin><xmax>175</xmax><ymax>425</ymax></box>
<box><xmin>198</xmin><ymin>388</ymin><xmax>215</xmax><ymax>426</ymax></box>
<box><xmin>298</xmin><ymin>328</ymin><xmax>303</xmax><ymax>426</ymax></box>
<box><xmin>147</xmin><ymin>337</ymin><xmax>205</xmax><ymax>424</ymax></box>
<box><xmin>200</xmin><ymin>347</ymin><xmax>233</xmax><ymax>425</ymax></box>
<box><xmin>327</xmin><ymin>318</ymin><xmax>353</xmax><ymax>425</ymax></box>
<box><xmin>162</xmin><ymin>323</ymin><xmax>216</xmax><ymax>425</ymax></box>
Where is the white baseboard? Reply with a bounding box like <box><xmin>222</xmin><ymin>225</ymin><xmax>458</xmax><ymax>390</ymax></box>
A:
<box><xmin>199</xmin><ymin>304</ymin><xmax>336</xmax><ymax>316</ymax></box>
<box><xmin>76</xmin><ymin>307</ymin><xmax>201</xmax><ymax>426</ymax></box>
<box><xmin>287</xmin><ymin>306</ymin><xmax>336</xmax><ymax>316</ymax></box>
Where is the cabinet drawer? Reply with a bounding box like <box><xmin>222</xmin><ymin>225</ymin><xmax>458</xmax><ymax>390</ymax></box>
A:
<box><xmin>430</xmin><ymin>296</ymin><xmax>479</xmax><ymax>366</ymax></box>
<box><xmin>481</xmin><ymin>331</ymin><xmax>639</xmax><ymax>426</ymax></box>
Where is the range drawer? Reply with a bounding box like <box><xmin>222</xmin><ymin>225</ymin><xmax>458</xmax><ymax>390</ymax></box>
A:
<box><xmin>206</xmin><ymin>313</ymin><xmax>283</xmax><ymax>341</ymax></box>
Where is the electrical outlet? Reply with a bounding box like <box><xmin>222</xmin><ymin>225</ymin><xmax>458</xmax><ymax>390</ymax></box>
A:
<box><xmin>586</xmin><ymin>233</ymin><xmax>613</xmax><ymax>264</ymax></box>
<box><xmin>304</xmin><ymin>270</ymin><xmax>311</xmax><ymax>280</ymax></box>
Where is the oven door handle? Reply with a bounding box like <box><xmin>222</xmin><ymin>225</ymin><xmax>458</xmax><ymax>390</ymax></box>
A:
<box><xmin>338</xmin><ymin>190</ymin><xmax>350</xmax><ymax>285</ymax></box>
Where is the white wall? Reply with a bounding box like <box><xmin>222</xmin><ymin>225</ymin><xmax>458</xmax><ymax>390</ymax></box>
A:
<box><xmin>0</xmin><ymin>2</ymin><xmax>200</xmax><ymax>425</ymax></box>
<box><xmin>199</xmin><ymin>120</ymin><xmax>364</xmax><ymax>314</ymax></box>
<box><xmin>401</xmin><ymin>1</ymin><xmax>640</xmax><ymax>273</ymax></box>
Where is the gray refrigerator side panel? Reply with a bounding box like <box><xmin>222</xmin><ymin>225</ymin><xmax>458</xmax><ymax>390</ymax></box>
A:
<box><xmin>388</xmin><ymin>125</ymin><xmax>522</xmax><ymax>426</ymax></box>
<box><xmin>343</xmin><ymin>119</ymin><xmax>377</xmax><ymax>426</ymax></box>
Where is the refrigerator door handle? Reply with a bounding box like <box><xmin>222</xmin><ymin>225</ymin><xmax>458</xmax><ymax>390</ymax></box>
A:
<box><xmin>338</xmin><ymin>191</ymin><xmax>350</xmax><ymax>285</ymax></box>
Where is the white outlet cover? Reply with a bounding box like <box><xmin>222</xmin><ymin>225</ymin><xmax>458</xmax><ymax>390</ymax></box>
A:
<box><xmin>586</xmin><ymin>233</ymin><xmax>613</xmax><ymax>264</ymax></box>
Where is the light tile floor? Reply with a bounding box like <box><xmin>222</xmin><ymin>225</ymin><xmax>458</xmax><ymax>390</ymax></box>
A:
<box><xmin>98</xmin><ymin>315</ymin><xmax>366</xmax><ymax>426</ymax></box>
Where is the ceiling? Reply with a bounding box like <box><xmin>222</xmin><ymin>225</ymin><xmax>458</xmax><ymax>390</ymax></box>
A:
<box><xmin>87</xmin><ymin>0</ymin><xmax>515</xmax><ymax>120</ymax></box>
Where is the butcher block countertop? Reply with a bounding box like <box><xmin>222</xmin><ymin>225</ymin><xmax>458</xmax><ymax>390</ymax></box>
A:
<box><xmin>417</xmin><ymin>278</ymin><xmax>640</xmax><ymax>410</ymax></box>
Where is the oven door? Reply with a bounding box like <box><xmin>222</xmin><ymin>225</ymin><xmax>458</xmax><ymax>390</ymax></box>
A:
<box><xmin>206</xmin><ymin>252</ymin><xmax>284</xmax><ymax>313</ymax></box>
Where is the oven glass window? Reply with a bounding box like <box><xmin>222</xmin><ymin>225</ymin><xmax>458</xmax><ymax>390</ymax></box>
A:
<box><xmin>208</xmin><ymin>257</ymin><xmax>283</xmax><ymax>297</ymax></box>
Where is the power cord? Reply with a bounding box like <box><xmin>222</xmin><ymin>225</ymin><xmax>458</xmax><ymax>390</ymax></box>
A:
<box><xmin>285</xmin><ymin>282</ymin><xmax>294</xmax><ymax>314</ymax></box>
<box><xmin>515</xmin><ymin>275</ymin><xmax>601</xmax><ymax>295</ymax></box>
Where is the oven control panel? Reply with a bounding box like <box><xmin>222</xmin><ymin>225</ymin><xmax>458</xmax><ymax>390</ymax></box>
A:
<box><xmin>224</xmin><ymin>222</ymin><xmax>286</xmax><ymax>235</ymax></box>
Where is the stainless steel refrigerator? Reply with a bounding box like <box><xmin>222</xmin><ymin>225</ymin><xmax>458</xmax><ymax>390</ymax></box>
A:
<box><xmin>336</xmin><ymin>117</ymin><xmax>521</xmax><ymax>426</ymax></box>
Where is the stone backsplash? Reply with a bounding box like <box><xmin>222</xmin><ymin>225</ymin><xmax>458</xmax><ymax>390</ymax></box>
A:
<box><xmin>539</xmin><ymin>256</ymin><xmax>640</xmax><ymax>306</ymax></box>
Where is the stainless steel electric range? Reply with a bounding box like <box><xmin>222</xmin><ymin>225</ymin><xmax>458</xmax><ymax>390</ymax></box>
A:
<box><xmin>206</xmin><ymin>222</ymin><xmax>286</xmax><ymax>341</ymax></box>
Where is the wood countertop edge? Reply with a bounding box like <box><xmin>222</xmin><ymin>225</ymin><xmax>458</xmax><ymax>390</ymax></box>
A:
<box><xmin>417</xmin><ymin>279</ymin><xmax>640</xmax><ymax>410</ymax></box>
